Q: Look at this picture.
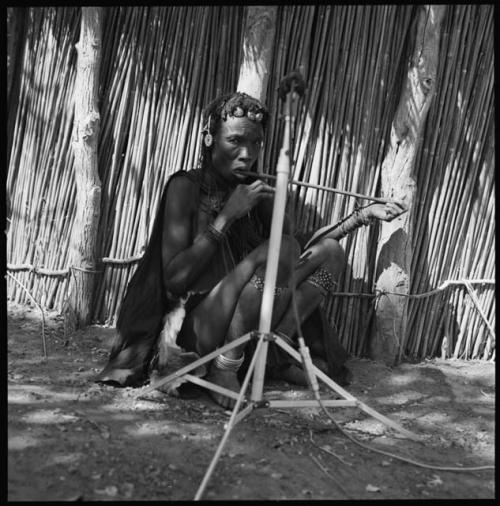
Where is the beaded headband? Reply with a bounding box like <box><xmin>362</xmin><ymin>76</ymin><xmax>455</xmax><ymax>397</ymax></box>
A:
<box><xmin>223</xmin><ymin>106</ymin><xmax>264</xmax><ymax>122</ymax></box>
<box><xmin>202</xmin><ymin>108</ymin><xmax>265</xmax><ymax>134</ymax></box>
<box><xmin>202</xmin><ymin>95</ymin><xmax>267</xmax><ymax>135</ymax></box>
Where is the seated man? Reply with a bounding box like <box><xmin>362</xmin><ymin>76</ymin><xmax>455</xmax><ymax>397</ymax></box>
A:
<box><xmin>96</xmin><ymin>91</ymin><xmax>405</xmax><ymax>408</ymax></box>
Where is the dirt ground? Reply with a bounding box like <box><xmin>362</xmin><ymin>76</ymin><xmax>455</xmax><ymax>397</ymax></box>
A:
<box><xmin>7</xmin><ymin>301</ymin><xmax>495</xmax><ymax>501</ymax></box>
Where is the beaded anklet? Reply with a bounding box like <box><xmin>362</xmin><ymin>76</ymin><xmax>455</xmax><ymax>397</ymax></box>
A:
<box><xmin>213</xmin><ymin>353</ymin><xmax>244</xmax><ymax>372</ymax></box>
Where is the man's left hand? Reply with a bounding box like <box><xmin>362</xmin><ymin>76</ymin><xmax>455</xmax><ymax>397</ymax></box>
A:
<box><xmin>368</xmin><ymin>200</ymin><xmax>408</xmax><ymax>222</ymax></box>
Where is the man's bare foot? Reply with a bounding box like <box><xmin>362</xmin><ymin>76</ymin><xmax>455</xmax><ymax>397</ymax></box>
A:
<box><xmin>205</xmin><ymin>367</ymin><xmax>241</xmax><ymax>410</ymax></box>
<box><xmin>277</xmin><ymin>358</ymin><xmax>329</xmax><ymax>386</ymax></box>
<box><xmin>278</xmin><ymin>364</ymin><xmax>308</xmax><ymax>386</ymax></box>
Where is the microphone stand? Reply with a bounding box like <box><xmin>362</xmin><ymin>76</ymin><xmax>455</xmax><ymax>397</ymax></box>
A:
<box><xmin>250</xmin><ymin>85</ymin><xmax>294</xmax><ymax>402</ymax></box>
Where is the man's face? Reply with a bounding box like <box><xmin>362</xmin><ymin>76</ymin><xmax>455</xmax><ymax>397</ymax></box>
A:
<box><xmin>210</xmin><ymin>116</ymin><xmax>264</xmax><ymax>184</ymax></box>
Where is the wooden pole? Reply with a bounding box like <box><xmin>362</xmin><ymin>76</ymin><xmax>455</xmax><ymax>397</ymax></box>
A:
<box><xmin>370</xmin><ymin>5</ymin><xmax>446</xmax><ymax>364</ymax></box>
<box><xmin>66</xmin><ymin>7</ymin><xmax>103</xmax><ymax>328</ymax></box>
<box><xmin>7</xmin><ymin>7</ymin><xmax>27</xmax><ymax>164</ymax></box>
<box><xmin>236</xmin><ymin>6</ymin><xmax>277</xmax><ymax>104</ymax></box>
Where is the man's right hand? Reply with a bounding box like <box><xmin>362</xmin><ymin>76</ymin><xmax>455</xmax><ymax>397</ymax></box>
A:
<box><xmin>222</xmin><ymin>180</ymin><xmax>275</xmax><ymax>221</ymax></box>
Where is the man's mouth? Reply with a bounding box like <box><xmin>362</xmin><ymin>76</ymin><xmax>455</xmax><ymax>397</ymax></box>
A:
<box><xmin>233</xmin><ymin>168</ymin><xmax>250</xmax><ymax>177</ymax></box>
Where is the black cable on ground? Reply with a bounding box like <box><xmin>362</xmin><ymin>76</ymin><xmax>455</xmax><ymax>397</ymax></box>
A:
<box><xmin>283</xmin><ymin>159</ymin><xmax>494</xmax><ymax>474</ymax></box>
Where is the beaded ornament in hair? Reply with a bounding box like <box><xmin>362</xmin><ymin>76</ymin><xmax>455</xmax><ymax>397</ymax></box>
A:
<box><xmin>206</xmin><ymin>92</ymin><xmax>267</xmax><ymax>126</ymax></box>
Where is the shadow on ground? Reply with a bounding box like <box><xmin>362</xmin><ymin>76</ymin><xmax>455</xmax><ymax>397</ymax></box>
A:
<box><xmin>8</xmin><ymin>302</ymin><xmax>495</xmax><ymax>500</ymax></box>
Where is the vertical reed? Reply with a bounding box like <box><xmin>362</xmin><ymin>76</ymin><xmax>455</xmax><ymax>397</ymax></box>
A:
<box><xmin>7</xmin><ymin>6</ymin><xmax>494</xmax><ymax>360</ymax></box>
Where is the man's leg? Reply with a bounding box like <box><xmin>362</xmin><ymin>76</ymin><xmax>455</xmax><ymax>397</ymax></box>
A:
<box><xmin>271</xmin><ymin>237</ymin><xmax>346</xmax><ymax>384</ymax></box>
<box><xmin>179</xmin><ymin>235</ymin><xmax>300</xmax><ymax>408</ymax></box>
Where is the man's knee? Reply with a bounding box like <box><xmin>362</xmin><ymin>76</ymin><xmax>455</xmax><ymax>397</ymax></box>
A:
<box><xmin>317</xmin><ymin>238</ymin><xmax>346</xmax><ymax>275</ymax></box>
<box><xmin>253</xmin><ymin>235</ymin><xmax>300</xmax><ymax>284</ymax></box>
<box><xmin>253</xmin><ymin>235</ymin><xmax>300</xmax><ymax>268</ymax></box>
<box><xmin>280</xmin><ymin>234</ymin><xmax>301</xmax><ymax>262</ymax></box>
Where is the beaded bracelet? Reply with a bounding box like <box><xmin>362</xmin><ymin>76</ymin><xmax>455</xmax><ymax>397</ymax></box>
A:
<box><xmin>306</xmin><ymin>267</ymin><xmax>337</xmax><ymax>296</ymax></box>
<box><xmin>204</xmin><ymin>223</ymin><xmax>225</xmax><ymax>245</ymax></box>
<box><xmin>337</xmin><ymin>206</ymin><xmax>374</xmax><ymax>238</ymax></box>
<box><xmin>357</xmin><ymin>206</ymin><xmax>374</xmax><ymax>226</ymax></box>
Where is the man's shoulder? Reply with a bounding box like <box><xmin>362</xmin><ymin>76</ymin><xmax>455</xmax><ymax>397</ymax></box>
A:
<box><xmin>174</xmin><ymin>167</ymin><xmax>202</xmax><ymax>180</ymax></box>
<box><xmin>167</xmin><ymin>168</ymin><xmax>201</xmax><ymax>189</ymax></box>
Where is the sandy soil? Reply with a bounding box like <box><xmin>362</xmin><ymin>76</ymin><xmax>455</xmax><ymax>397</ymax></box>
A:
<box><xmin>7</xmin><ymin>301</ymin><xmax>495</xmax><ymax>501</ymax></box>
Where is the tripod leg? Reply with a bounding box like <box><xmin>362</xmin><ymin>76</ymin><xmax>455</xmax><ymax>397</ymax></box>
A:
<box><xmin>273</xmin><ymin>335</ymin><xmax>421</xmax><ymax>441</ymax></box>
<box><xmin>194</xmin><ymin>331</ymin><xmax>267</xmax><ymax>500</ymax></box>
<box><xmin>182</xmin><ymin>374</ymin><xmax>242</xmax><ymax>401</ymax></box>
<box><xmin>273</xmin><ymin>336</ymin><xmax>357</xmax><ymax>400</ymax></box>
<box><xmin>136</xmin><ymin>332</ymin><xmax>254</xmax><ymax>398</ymax></box>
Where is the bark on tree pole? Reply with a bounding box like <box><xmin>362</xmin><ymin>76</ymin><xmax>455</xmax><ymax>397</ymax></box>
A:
<box><xmin>237</xmin><ymin>6</ymin><xmax>277</xmax><ymax>177</ymax></box>
<box><xmin>236</xmin><ymin>6</ymin><xmax>277</xmax><ymax>104</ymax></box>
<box><xmin>66</xmin><ymin>7</ymin><xmax>103</xmax><ymax>329</ymax></box>
<box><xmin>370</xmin><ymin>5</ymin><xmax>446</xmax><ymax>365</ymax></box>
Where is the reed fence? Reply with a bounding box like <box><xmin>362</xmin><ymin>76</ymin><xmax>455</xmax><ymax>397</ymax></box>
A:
<box><xmin>7</xmin><ymin>5</ymin><xmax>495</xmax><ymax>361</ymax></box>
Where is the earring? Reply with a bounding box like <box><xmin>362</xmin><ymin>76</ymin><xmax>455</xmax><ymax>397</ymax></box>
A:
<box><xmin>204</xmin><ymin>133</ymin><xmax>213</xmax><ymax>147</ymax></box>
<box><xmin>204</xmin><ymin>115</ymin><xmax>213</xmax><ymax>147</ymax></box>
